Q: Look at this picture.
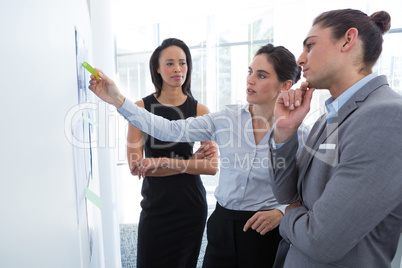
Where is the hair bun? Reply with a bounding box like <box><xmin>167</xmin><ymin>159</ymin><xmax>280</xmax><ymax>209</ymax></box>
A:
<box><xmin>370</xmin><ymin>11</ymin><xmax>391</xmax><ymax>34</ymax></box>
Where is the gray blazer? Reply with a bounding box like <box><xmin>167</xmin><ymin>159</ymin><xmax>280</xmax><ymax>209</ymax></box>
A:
<box><xmin>271</xmin><ymin>75</ymin><xmax>402</xmax><ymax>268</ymax></box>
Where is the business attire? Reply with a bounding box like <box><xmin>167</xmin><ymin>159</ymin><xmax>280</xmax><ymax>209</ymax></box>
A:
<box><xmin>118</xmin><ymin>101</ymin><xmax>308</xmax><ymax>267</ymax></box>
<box><xmin>136</xmin><ymin>94</ymin><xmax>207</xmax><ymax>268</ymax></box>
<box><xmin>271</xmin><ymin>74</ymin><xmax>402</xmax><ymax>267</ymax></box>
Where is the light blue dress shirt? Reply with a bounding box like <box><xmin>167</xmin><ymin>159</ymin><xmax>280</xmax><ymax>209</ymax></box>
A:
<box><xmin>118</xmin><ymin>100</ymin><xmax>308</xmax><ymax>213</ymax></box>
<box><xmin>325</xmin><ymin>73</ymin><xmax>377</xmax><ymax>124</ymax></box>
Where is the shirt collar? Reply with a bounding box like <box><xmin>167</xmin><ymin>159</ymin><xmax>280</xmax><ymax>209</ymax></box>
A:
<box><xmin>243</xmin><ymin>103</ymin><xmax>252</xmax><ymax>113</ymax></box>
<box><xmin>325</xmin><ymin>72</ymin><xmax>377</xmax><ymax>117</ymax></box>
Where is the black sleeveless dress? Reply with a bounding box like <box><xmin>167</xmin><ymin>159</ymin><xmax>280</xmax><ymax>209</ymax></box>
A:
<box><xmin>136</xmin><ymin>94</ymin><xmax>208</xmax><ymax>268</ymax></box>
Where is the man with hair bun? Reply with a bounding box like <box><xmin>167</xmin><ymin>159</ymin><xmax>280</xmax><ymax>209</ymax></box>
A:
<box><xmin>271</xmin><ymin>8</ymin><xmax>402</xmax><ymax>268</ymax></box>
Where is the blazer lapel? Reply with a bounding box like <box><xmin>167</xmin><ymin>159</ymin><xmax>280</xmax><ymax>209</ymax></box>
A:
<box><xmin>317</xmin><ymin>75</ymin><xmax>388</xmax><ymax>146</ymax></box>
<box><xmin>298</xmin><ymin>114</ymin><xmax>328</xmax><ymax>168</ymax></box>
<box><xmin>297</xmin><ymin>113</ymin><xmax>328</xmax><ymax>197</ymax></box>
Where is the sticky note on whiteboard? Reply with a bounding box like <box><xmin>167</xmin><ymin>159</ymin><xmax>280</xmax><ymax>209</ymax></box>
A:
<box><xmin>84</xmin><ymin>187</ymin><xmax>103</xmax><ymax>209</ymax></box>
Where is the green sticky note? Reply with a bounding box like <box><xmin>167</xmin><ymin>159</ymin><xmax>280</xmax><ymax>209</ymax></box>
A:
<box><xmin>82</xmin><ymin>62</ymin><xmax>100</xmax><ymax>79</ymax></box>
<box><xmin>82</xmin><ymin>114</ymin><xmax>99</xmax><ymax>127</ymax></box>
<box><xmin>84</xmin><ymin>188</ymin><xmax>103</xmax><ymax>209</ymax></box>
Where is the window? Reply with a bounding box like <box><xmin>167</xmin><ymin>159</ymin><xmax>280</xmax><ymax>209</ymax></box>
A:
<box><xmin>375</xmin><ymin>31</ymin><xmax>402</xmax><ymax>95</ymax></box>
<box><xmin>115</xmin><ymin>11</ymin><xmax>275</xmax><ymax>113</ymax></box>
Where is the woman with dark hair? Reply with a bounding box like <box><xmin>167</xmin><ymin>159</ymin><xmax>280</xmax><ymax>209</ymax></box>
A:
<box><xmin>149</xmin><ymin>38</ymin><xmax>194</xmax><ymax>98</ymax></box>
<box><xmin>89</xmin><ymin>43</ymin><xmax>308</xmax><ymax>267</ymax></box>
<box><xmin>126</xmin><ymin>38</ymin><xmax>218</xmax><ymax>268</ymax></box>
<box><xmin>272</xmin><ymin>9</ymin><xmax>402</xmax><ymax>267</ymax></box>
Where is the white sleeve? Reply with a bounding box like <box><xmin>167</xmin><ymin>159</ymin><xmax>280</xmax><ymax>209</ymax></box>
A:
<box><xmin>117</xmin><ymin>98</ymin><xmax>216</xmax><ymax>142</ymax></box>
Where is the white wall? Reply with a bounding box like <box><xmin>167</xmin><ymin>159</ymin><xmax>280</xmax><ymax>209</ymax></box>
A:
<box><xmin>0</xmin><ymin>0</ymin><xmax>115</xmax><ymax>267</ymax></box>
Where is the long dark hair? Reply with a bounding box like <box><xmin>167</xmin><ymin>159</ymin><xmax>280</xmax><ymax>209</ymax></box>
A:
<box><xmin>313</xmin><ymin>9</ymin><xmax>391</xmax><ymax>68</ymax></box>
<box><xmin>149</xmin><ymin>38</ymin><xmax>193</xmax><ymax>98</ymax></box>
<box><xmin>255</xmin><ymin>43</ymin><xmax>301</xmax><ymax>85</ymax></box>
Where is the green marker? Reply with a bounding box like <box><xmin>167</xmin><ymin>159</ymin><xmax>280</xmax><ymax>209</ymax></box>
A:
<box><xmin>82</xmin><ymin>62</ymin><xmax>100</xmax><ymax>79</ymax></box>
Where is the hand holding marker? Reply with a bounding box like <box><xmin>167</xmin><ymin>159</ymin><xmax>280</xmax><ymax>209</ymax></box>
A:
<box><xmin>82</xmin><ymin>62</ymin><xmax>100</xmax><ymax>79</ymax></box>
